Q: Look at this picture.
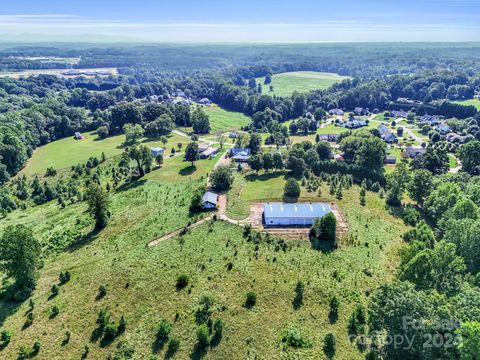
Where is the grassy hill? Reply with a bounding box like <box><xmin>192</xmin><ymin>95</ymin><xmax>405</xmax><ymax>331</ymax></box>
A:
<box><xmin>256</xmin><ymin>72</ymin><xmax>349</xmax><ymax>97</ymax></box>
<box><xmin>453</xmin><ymin>98</ymin><xmax>480</xmax><ymax>110</ymax></box>
<box><xmin>0</xmin><ymin>168</ymin><xmax>407</xmax><ymax>359</ymax></box>
<box><xmin>202</xmin><ymin>105</ymin><xmax>251</xmax><ymax>132</ymax></box>
<box><xmin>20</xmin><ymin>132</ymin><xmax>193</xmax><ymax>177</ymax></box>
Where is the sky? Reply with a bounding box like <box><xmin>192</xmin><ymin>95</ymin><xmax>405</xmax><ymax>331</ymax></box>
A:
<box><xmin>1</xmin><ymin>0</ymin><xmax>480</xmax><ymax>43</ymax></box>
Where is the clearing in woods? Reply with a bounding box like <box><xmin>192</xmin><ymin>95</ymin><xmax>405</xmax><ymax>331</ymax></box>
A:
<box><xmin>202</xmin><ymin>104</ymin><xmax>252</xmax><ymax>132</ymax></box>
<box><xmin>256</xmin><ymin>71</ymin><xmax>349</xmax><ymax>97</ymax></box>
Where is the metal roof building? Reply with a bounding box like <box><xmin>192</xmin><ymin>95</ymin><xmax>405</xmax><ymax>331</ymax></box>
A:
<box><xmin>263</xmin><ymin>202</ymin><xmax>332</xmax><ymax>226</ymax></box>
<box><xmin>202</xmin><ymin>191</ymin><xmax>218</xmax><ymax>209</ymax></box>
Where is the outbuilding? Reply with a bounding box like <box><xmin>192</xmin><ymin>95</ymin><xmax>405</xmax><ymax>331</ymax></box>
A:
<box><xmin>263</xmin><ymin>202</ymin><xmax>332</xmax><ymax>227</ymax></box>
<box><xmin>202</xmin><ymin>191</ymin><xmax>218</xmax><ymax>209</ymax></box>
<box><xmin>150</xmin><ymin>147</ymin><xmax>164</xmax><ymax>157</ymax></box>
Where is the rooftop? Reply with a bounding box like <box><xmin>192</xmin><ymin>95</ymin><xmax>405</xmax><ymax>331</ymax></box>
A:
<box><xmin>264</xmin><ymin>202</ymin><xmax>332</xmax><ymax>219</ymax></box>
<box><xmin>202</xmin><ymin>191</ymin><xmax>218</xmax><ymax>205</ymax></box>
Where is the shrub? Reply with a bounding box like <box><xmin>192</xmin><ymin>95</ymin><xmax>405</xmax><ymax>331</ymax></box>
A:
<box><xmin>403</xmin><ymin>206</ymin><xmax>420</xmax><ymax>226</ymax></box>
<box><xmin>0</xmin><ymin>330</ymin><xmax>12</xmax><ymax>345</ymax></box>
<box><xmin>189</xmin><ymin>191</ymin><xmax>203</xmax><ymax>213</ymax></box>
<box><xmin>104</xmin><ymin>322</ymin><xmax>118</xmax><ymax>340</ymax></box>
<box><xmin>284</xmin><ymin>178</ymin><xmax>300</xmax><ymax>198</ymax></box>
<box><xmin>51</xmin><ymin>284</ymin><xmax>59</xmax><ymax>297</ymax></box>
<box><xmin>97</xmin><ymin>285</ymin><xmax>107</xmax><ymax>299</ymax></box>
<box><xmin>63</xmin><ymin>330</ymin><xmax>71</xmax><ymax>345</ymax></box>
<box><xmin>196</xmin><ymin>324</ymin><xmax>210</xmax><ymax>349</ymax></box>
<box><xmin>176</xmin><ymin>274</ymin><xmax>189</xmax><ymax>290</ymax></box>
<box><xmin>59</xmin><ymin>271</ymin><xmax>71</xmax><ymax>284</ymax></box>
<box><xmin>45</xmin><ymin>167</ymin><xmax>57</xmax><ymax>177</ymax></box>
<box><xmin>18</xmin><ymin>345</ymin><xmax>30</xmax><ymax>360</ymax></box>
<box><xmin>51</xmin><ymin>305</ymin><xmax>60</xmax><ymax>317</ymax></box>
<box><xmin>348</xmin><ymin>304</ymin><xmax>367</xmax><ymax>335</ymax></box>
<box><xmin>329</xmin><ymin>296</ymin><xmax>339</xmax><ymax>320</ymax></box>
<box><xmin>213</xmin><ymin>318</ymin><xmax>224</xmax><ymax>339</ymax></box>
<box><xmin>157</xmin><ymin>319</ymin><xmax>172</xmax><ymax>341</ymax></box>
<box><xmin>32</xmin><ymin>340</ymin><xmax>41</xmax><ymax>354</ymax></box>
<box><xmin>167</xmin><ymin>337</ymin><xmax>180</xmax><ymax>355</ymax></box>
<box><xmin>293</xmin><ymin>281</ymin><xmax>304</xmax><ymax>309</ymax></box>
<box><xmin>96</xmin><ymin>308</ymin><xmax>110</xmax><ymax>331</ymax></box>
<box><xmin>323</xmin><ymin>333</ymin><xmax>336</xmax><ymax>357</ymax></box>
<box><xmin>195</xmin><ymin>295</ymin><xmax>215</xmax><ymax>323</ymax></box>
<box><xmin>118</xmin><ymin>316</ymin><xmax>127</xmax><ymax>334</ymax></box>
<box><xmin>281</xmin><ymin>327</ymin><xmax>310</xmax><ymax>348</ymax></box>
<box><xmin>245</xmin><ymin>291</ymin><xmax>257</xmax><ymax>308</ymax></box>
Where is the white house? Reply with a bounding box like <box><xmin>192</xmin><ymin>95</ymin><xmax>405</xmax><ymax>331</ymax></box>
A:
<box><xmin>263</xmin><ymin>202</ymin><xmax>332</xmax><ymax>227</ymax></box>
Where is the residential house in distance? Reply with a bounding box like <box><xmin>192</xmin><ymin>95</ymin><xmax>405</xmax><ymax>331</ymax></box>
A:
<box><xmin>202</xmin><ymin>191</ymin><xmax>218</xmax><ymax>210</ymax></box>
<box><xmin>198</xmin><ymin>145</ymin><xmax>219</xmax><ymax>159</ymax></box>
<box><xmin>263</xmin><ymin>202</ymin><xmax>332</xmax><ymax>227</ymax></box>
<box><xmin>329</xmin><ymin>109</ymin><xmax>344</xmax><ymax>116</ymax></box>
<box><xmin>354</xmin><ymin>107</ymin><xmax>369</xmax><ymax>116</ymax></box>
<box><xmin>420</xmin><ymin>114</ymin><xmax>440</xmax><ymax>126</ymax></box>
<box><xmin>345</xmin><ymin>118</ymin><xmax>367</xmax><ymax>129</ymax></box>
<box><xmin>377</xmin><ymin>124</ymin><xmax>398</xmax><ymax>143</ymax></box>
<box><xmin>336</xmin><ymin>118</ymin><xmax>367</xmax><ymax>129</ymax></box>
<box><xmin>150</xmin><ymin>147</ymin><xmax>164</xmax><ymax>158</ymax></box>
<box><xmin>229</xmin><ymin>148</ymin><xmax>251</xmax><ymax>162</ymax></box>
<box><xmin>74</xmin><ymin>132</ymin><xmax>83</xmax><ymax>140</ymax></box>
<box><xmin>197</xmin><ymin>98</ymin><xmax>212</xmax><ymax>106</ymax></box>
<box><xmin>391</xmin><ymin>110</ymin><xmax>408</xmax><ymax>119</ymax></box>
<box><xmin>318</xmin><ymin>134</ymin><xmax>340</xmax><ymax>142</ymax></box>
<box><xmin>436</xmin><ymin>123</ymin><xmax>452</xmax><ymax>135</ymax></box>
<box><xmin>445</xmin><ymin>132</ymin><xmax>470</xmax><ymax>144</ymax></box>
<box><xmin>176</xmin><ymin>89</ymin><xmax>187</xmax><ymax>98</ymax></box>
<box><xmin>229</xmin><ymin>131</ymin><xmax>238</xmax><ymax>139</ymax></box>
<box><xmin>334</xmin><ymin>154</ymin><xmax>344</xmax><ymax>161</ymax></box>
<box><xmin>405</xmin><ymin>146</ymin><xmax>426</xmax><ymax>159</ymax></box>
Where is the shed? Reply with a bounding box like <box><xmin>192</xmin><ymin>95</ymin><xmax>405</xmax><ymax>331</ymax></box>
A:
<box><xmin>150</xmin><ymin>147</ymin><xmax>164</xmax><ymax>157</ymax></box>
<box><xmin>384</xmin><ymin>156</ymin><xmax>397</xmax><ymax>164</ymax></box>
<box><xmin>202</xmin><ymin>191</ymin><xmax>218</xmax><ymax>209</ymax></box>
<box><xmin>199</xmin><ymin>146</ymin><xmax>219</xmax><ymax>159</ymax></box>
<box><xmin>74</xmin><ymin>132</ymin><xmax>83</xmax><ymax>140</ymax></box>
<box><xmin>263</xmin><ymin>203</ymin><xmax>332</xmax><ymax>227</ymax></box>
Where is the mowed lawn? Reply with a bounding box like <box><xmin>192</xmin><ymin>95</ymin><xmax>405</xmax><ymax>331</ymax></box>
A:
<box><xmin>20</xmin><ymin>131</ymin><xmax>192</xmax><ymax>176</ymax></box>
<box><xmin>203</xmin><ymin>105</ymin><xmax>252</xmax><ymax>132</ymax></box>
<box><xmin>454</xmin><ymin>98</ymin><xmax>480</xmax><ymax>110</ymax></box>
<box><xmin>256</xmin><ymin>71</ymin><xmax>349</xmax><ymax>97</ymax></box>
<box><xmin>145</xmin><ymin>149</ymin><xmax>226</xmax><ymax>182</ymax></box>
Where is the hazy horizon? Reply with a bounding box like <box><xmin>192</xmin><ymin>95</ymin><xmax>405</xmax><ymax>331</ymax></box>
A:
<box><xmin>1</xmin><ymin>0</ymin><xmax>480</xmax><ymax>43</ymax></box>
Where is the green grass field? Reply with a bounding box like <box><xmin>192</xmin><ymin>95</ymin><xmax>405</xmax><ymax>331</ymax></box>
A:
<box><xmin>256</xmin><ymin>71</ymin><xmax>349</xmax><ymax>97</ymax></box>
<box><xmin>453</xmin><ymin>98</ymin><xmax>480</xmax><ymax>110</ymax></box>
<box><xmin>202</xmin><ymin>105</ymin><xmax>251</xmax><ymax>132</ymax></box>
<box><xmin>0</xmin><ymin>167</ymin><xmax>407</xmax><ymax>359</ymax></box>
<box><xmin>20</xmin><ymin>132</ymin><xmax>192</xmax><ymax>177</ymax></box>
<box><xmin>145</xmin><ymin>149</ymin><xmax>226</xmax><ymax>182</ymax></box>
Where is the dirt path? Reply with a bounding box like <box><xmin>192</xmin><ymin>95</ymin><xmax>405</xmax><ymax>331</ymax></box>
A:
<box><xmin>147</xmin><ymin>215</ymin><xmax>214</xmax><ymax>246</ymax></box>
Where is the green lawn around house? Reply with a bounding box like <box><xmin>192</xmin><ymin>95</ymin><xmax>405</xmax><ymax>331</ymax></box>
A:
<box><xmin>20</xmin><ymin>131</ymin><xmax>192</xmax><ymax>177</ymax></box>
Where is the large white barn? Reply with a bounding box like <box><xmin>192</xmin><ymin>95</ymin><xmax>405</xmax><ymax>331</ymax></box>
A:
<box><xmin>263</xmin><ymin>202</ymin><xmax>332</xmax><ymax>227</ymax></box>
